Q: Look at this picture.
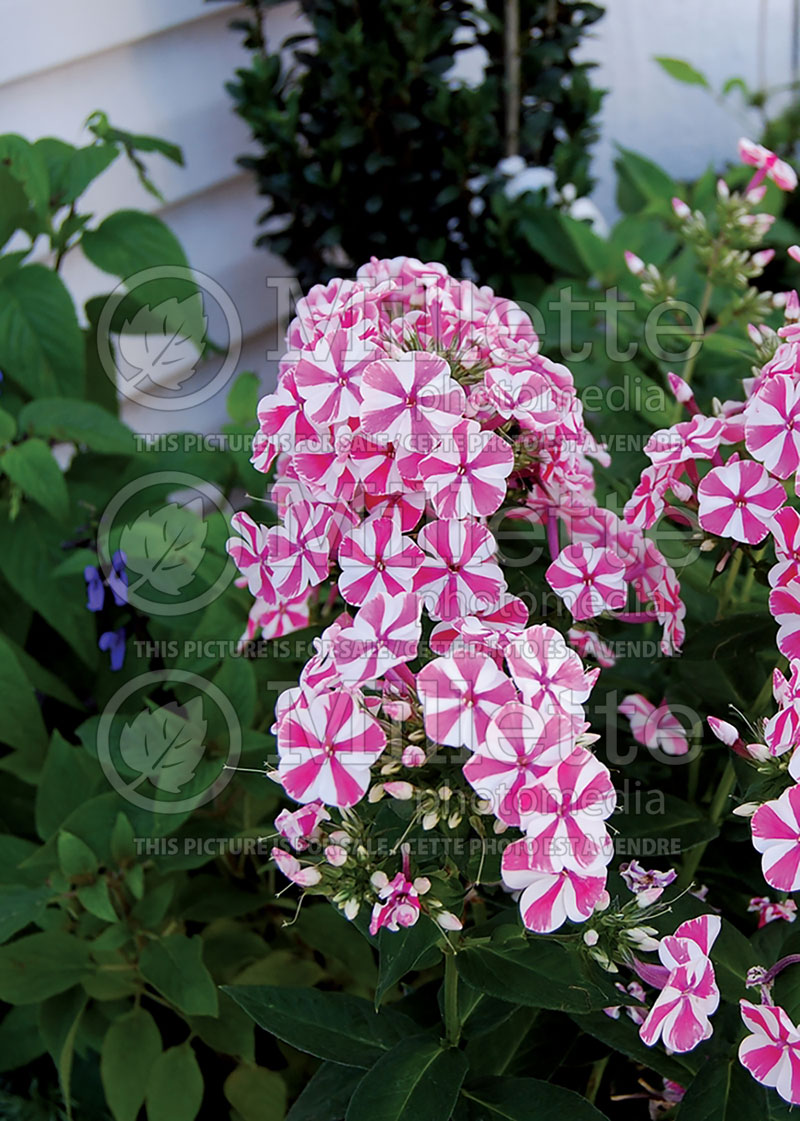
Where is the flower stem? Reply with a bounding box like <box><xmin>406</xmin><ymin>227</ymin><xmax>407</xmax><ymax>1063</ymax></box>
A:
<box><xmin>443</xmin><ymin>951</ymin><xmax>461</xmax><ymax>1047</ymax></box>
<box><xmin>677</xmin><ymin>758</ymin><xmax>737</xmax><ymax>889</ymax></box>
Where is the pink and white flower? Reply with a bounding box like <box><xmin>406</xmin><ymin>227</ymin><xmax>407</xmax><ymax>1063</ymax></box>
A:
<box><xmin>227</xmin><ymin>511</ymin><xmax>275</xmax><ymax>602</ymax></box>
<box><xmin>739</xmin><ymin>1000</ymin><xmax>800</xmax><ymax>1105</ymax></box>
<box><xmin>462</xmin><ymin>700</ymin><xmax>577</xmax><ymax>826</ymax></box>
<box><xmin>770</xmin><ymin>580</ymin><xmax>800</xmax><ymax>661</ymax></box>
<box><xmin>368</xmin><ymin>870</ymin><xmax>424</xmax><ymax>936</ymax></box>
<box><xmin>501</xmin><ymin>838</ymin><xmax>608</xmax><ymax>933</ymax></box>
<box><xmin>505</xmin><ymin>623</ymin><xmax>598</xmax><ymax>725</ymax></box>
<box><xmin>770</xmin><ymin>506</ymin><xmax>800</xmax><ymax>588</ymax></box>
<box><xmin>546</xmin><ymin>543</ymin><xmax>627</xmax><ymax>621</ymax></box>
<box><xmin>618</xmin><ymin>694</ymin><xmax>689</xmax><ymax>757</ymax></box>
<box><xmin>518</xmin><ymin>748</ymin><xmax>616</xmax><ymax>870</ymax></box>
<box><xmin>275</xmin><ymin>801</ymin><xmax>330</xmax><ymax>851</ymax></box>
<box><xmin>337</xmin><ymin>518</ymin><xmax>423</xmax><ymax>606</ymax></box>
<box><xmin>360</xmin><ymin>352</ymin><xmax>466</xmax><ymax>448</ymax></box>
<box><xmin>752</xmin><ymin>784</ymin><xmax>800</xmax><ymax>891</ymax></box>
<box><xmin>639</xmin><ymin>915</ymin><xmax>721</xmax><ymax>1054</ymax></box>
<box><xmin>697</xmin><ymin>460</ymin><xmax>784</xmax><ymax>544</ymax></box>
<box><xmin>272</xmin><ymin>846</ymin><xmax>322</xmax><ymax>887</ymax></box>
<box><xmin>739</xmin><ymin>137</ymin><xmax>798</xmax><ymax>192</ymax></box>
<box><xmin>745</xmin><ymin>375</ymin><xmax>800</xmax><ymax>479</ymax></box>
<box><xmin>415</xmin><ymin>519</ymin><xmax>506</xmax><ymax>620</ymax></box>
<box><xmin>277</xmin><ymin>690</ymin><xmax>387</xmax><ymax>808</ymax></box>
<box><xmin>332</xmin><ymin>592</ymin><xmax>422</xmax><ymax>686</ymax></box>
<box><xmin>267</xmin><ymin>500</ymin><xmax>333</xmax><ymax>598</ymax></box>
<box><xmin>416</xmin><ymin>651</ymin><xmax>517</xmax><ymax>750</ymax></box>
<box><xmin>748</xmin><ymin>896</ymin><xmax>798</xmax><ymax>928</ymax></box>
<box><xmin>418</xmin><ymin>419</ymin><xmax>514</xmax><ymax>519</ymax></box>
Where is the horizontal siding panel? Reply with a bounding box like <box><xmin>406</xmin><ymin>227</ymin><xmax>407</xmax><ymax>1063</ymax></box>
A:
<box><xmin>0</xmin><ymin>0</ymin><xmax>225</xmax><ymax>86</ymax></box>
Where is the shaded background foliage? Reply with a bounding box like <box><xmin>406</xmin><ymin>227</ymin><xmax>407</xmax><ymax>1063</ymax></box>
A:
<box><xmin>226</xmin><ymin>0</ymin><xmax>604</xmax><ymax>292</ymax></box>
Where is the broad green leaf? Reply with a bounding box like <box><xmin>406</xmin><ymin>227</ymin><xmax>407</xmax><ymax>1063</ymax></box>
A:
<box><xmin>0</xmin><ymin>1004</ymin><xmax>46</xmax><ymax>1072</ymax></box>
<box><xmin>76</xmin><ymin>878</ymin><xmax>118</xmax><ymax>923</ymax></box>
<box><xmin>36</xmin><ymin>731</ymin><xmax>104</xmax><ymax>839</ymax></box>
<box><xmin>0</xmin><ymin>135</ymin><xmax>49</xmax><ymax>216</ymax></box>
<box><xmin>224</xmin><ymin>1065</ymin><xmax>287</xmax><ymax>1121</ymax></box>
<box><xmin>101</xmin><ymin>1007</ymin><xmax>162</xmax><ymax>1121</ymax></box>
<box><xmin>0</xmin><ymin>407</ymin><xmax>16</xmax><ymax>444</ymax></box>
<box><xmin>615</xmin><ymin>147</ymin><xmax>677</xmax><ymax>215</ymax></box>
<box><xmin>81</xmin><ymin>211</ymin><xmax>204</xmax><ymax>344</ymax></box>
<box><xmin>0</xmin><ymin>265</ymin><xmax>85</xmax><ymax>396</ymax></box>
<box><xmin>145</xmin><ymin>1043</ymin><xmax>204</xmax><ymax>1121</ymax></box>
<box><xmin>188</xmin><ymin>990</ymin><xmax>255</xmax><ymax>1062</ymax></box>
<box><xmin>654</xmin><ymin>56</ymin><xmax>710</xmax><ymax>88</ymax></box>
<box><xmin>345</xmin><ymin>1034</ymin><xmax>467</xmax><ymax>1121</ymax></box>
<box><xmin>119</xmin><ymin>698</ymin><xmax>207</xmax><ymax>794</ymax></box>
<box><xmin>139</xmin><ymin>934</ymin><xmax>218</xmax><ymax>1017</ymax></box>
<box><xmin>455</xmin><ymin>939</ymin><xmax>615</xmax><ymax>1013</ymax></box>
<box><xmin>17</xmin><ymin>397</ymin><xmax>134</xmax><ymax>454</ymax></box>
<box><xmin>38</xmin><ymin>987</ymin><xmax>87</xmax><ymax>1121</ymax></box>
<box><xmin>286</xmin><ymin>1062</ymin><xmax>363</xmax><ymax>1121</ymax></box>
<box><xmin>34</xmin><ymin>138</ymin><xmax>118</xmax><ymax>208</ymax></box>
<box><xmin>677</xmin><ymin>1057</ymin><xmax>770</xmax><ymax>1119</ymax></box>
<box><xmin>462</xmin><ymin>1076</ymin><xmax>607</xmax><ymax>1120</ymax></box>
<box><xmin>376</xmin><ymin>917</ymin><xmax>442</xmax><ymax>1004</ymax></box>
<box><xmin>119</xmin><ymin>500</ymin><xmax>208</xmax><ymax>597</ymax></box>
<box><xmin>4</xmin><ymin>636</ymin><xmax>81</xmax><ymax>709</ymax></box>
<box><xmin>570</xmin><ymin>1011</ymin><xmax>696</xmax><ymax>1081</ymax></box>
<box><xmin>1</xmin><ymin>438</ymin><xmax>69</xmax><ymax>520</ymax></box>
<box><xmin>0</xmin><ymin>633</ymin><xmax>48</xmax><ymax>757</ymax></box>
<box><xmin>0</xmin><ymin>931</ymin><xmax>93</xmax><ymax>1003</ymax></box>
<box><xmin>0</xmin><ymin>884</ymin><xmax>52</xmax><ymax>944</ymax></box>
<box><xmin>224</xmin><ymin>985</ymin><xmax>414</xmax><ymax>1068</ymax></box>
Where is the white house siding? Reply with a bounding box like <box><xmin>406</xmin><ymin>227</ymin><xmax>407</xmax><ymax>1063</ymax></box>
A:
<box><xmin>0</xmin><ymin>0</ymin><xmax>301</xmax><ymax>435</ymax></box>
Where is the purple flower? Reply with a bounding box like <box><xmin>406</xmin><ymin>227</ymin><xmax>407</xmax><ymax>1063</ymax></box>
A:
<box><xmin>99</xmin><ymin>627</ymin><xmax>126</xmax><ymax>671</ymax></box>
<box><xmin>620</xmin><ymin>859</ymin><xmax>677</xmax><ymax>894</ymax></box>
<box><xmin>109</xmin><ymin>550</ymin><xmax>128</xmax><ymax>607</ymax></box>
<box><xmin>84</xmin><ymin>565</ymin><xmax>105</xmax><ymax>612</ymax></box>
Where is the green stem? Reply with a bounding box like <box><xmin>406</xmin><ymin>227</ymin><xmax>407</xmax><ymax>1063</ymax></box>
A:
<box><xmin>716</xmin><ymin>548</ymin><xmax>743</xmax><ymax>619</ymax></box>
<box><xmin>677</xmin><ymin>759</ymin><xmax>737</xmax><ymax>889</ymax></box>
<box><xmin>586</xmin><ymin>1055</ymin><xmax>609</xmax><ymax>1105</ymax></box>
<box><xmin>443</xmin><ymin>952</ymin><xmax>461</xmax><ymax>1047</ymax></box>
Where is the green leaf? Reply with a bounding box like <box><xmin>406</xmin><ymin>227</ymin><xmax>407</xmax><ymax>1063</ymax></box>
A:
<box><xmin>81</xmin><ymin>211</ymin><xmax>204</xmax><ymax>345</ymax></box>
<box><xmin>227</xmin><ymin>371</ymin><xmax>260</xmax><ymax>426</ymax></box>
<box><xmin>1</xmin><ymin>438</ymin><xmax>69</xmax><ymax>520</ymax></box>
<box><xmin>0</xmin><ymin>884</ymin><xmax>52</xmax><ymax>944</ymax></box>
<box><xmin>224</xmin><ymin>985</ymin><xmax>414</xmax><ymax>1068</ymax></box>
<box><xmin>0</xmin><ymin>1005</ymin><xmax>46</xmax><ymax>1072</ymax></box>
<box><xmin>77</xmin><ymin>878</ymin><xmax>118</xmax><ymax>923</ymax></box>
<box><xmin>224</xmin><ymin>1065</ymin><xmax>287</xmax><ymax>1121</ymax></box>
<box><xmin>345</xmin><ymin>1034</ymin><xmax>467</xmax><ymax>1121</ymax></box>
<box><xmin>0</xmin><ymin>633</ymin><xmax>48</xmax><ymax>756</ymax></box>
<box><xmin>36</xmin><ymin>731</ymin><xmax>104</xmax><ymax>839</ymax></box>
<box><xmin>570</xmin><ymin>1011</ymin><xmax>696</xmax><ymax>1081</ymax></box>
<box><xmin>119</xmin><ymin>698</ymin><xmax>207</xmax><ymax>794</ymax></box>
<box><xmin>34</xmin><ymin>138</ymin><xmax>118</xmax><ymax>208</ymax></box>
<box><xmin>677</xmin><ymin>1056</ymin><xmax>770</xmax><ymax>1119</ymax></box>
<box><xmin>0</xmin><ymin>931</ymin><xmax>93</xmax><ymax>1003</ymax></box>
<box><xmin>0</xmin><ymin>265</ymin><xmax>85</xmax><ymax>396</ymax></box>
<box><xmin>57</xmin><ymin>831</ymin><xmax>98</xmax><ymax>879</ymax></box>
<box><xmin>286</xmin><ymin>1062</ymin><xmax>363</xmax><ymax>1121</ymax></box>
<box><xmin>0</xmin><ymin>135</ymin><xmax>50</xmax><ymax>217</ymax></box>
<box><xmin>139</xmin><ymin>934</ymin><xmax>218</xmax><ymax>1017</ymax></box>
<box><xmin>38</xmin><ymin>987</ymin><xmax>88</xmax><ymax>1121</ymax></box>
<box><xmin>462</xmin><ymin>1076</ymin><xmax>607</xmax><ymax>1120</ymax></box>
<box><xmin>377</xmin><ymin>917</ymin><xmax>442</xmax><ymax>1005</ymax></box>
<box><xmin>145</xmin><ymin>1043</ymin><xmax>204</xmax><ymax>1121</ymax></box>
<box><xmin>654</xmin><ymin>56</ymin><xmax>710</xmax><ymax>88</ymax></box>
<box><xmin>615</xmin><ymin>147</ymin><xmax>678</xmax><ymax>215</ymax></box>
<box><xmin>118</xmin><ymin>501</ymin><xmax>208</xmax><ymax>597</ymax></box>
<box><xmin>456</xmin><ymin>938</ymin><xmax>615</xmax><ymax>1013</ymax></box>
<box><xmin>101</xmin><ymin>1007</ymin><xmax>162</xmax><ymax>1121</ymax></box>
<box><xmin>17</xmin><ymin>397</ymin><xmax>134</xmax><ymax>454</ymax></box>
<box><xmin>0</xmin><ymin>407</ymin><xmax>16</xmax><ymax>444</ymax></box>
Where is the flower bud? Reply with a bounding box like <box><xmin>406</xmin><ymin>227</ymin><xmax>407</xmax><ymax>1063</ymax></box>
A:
<box><xmin>624</xmin><ymin>250</ymin><xmax>645</xmax><ymax>277</ymax></box>
<box><xmin>436</xmin><ymin>911</ymin><xmax>463</xmax><ymax>931</ymax></box>
<box><xmin>402</xmin><ymin>744</ymin><xmax>426</xmax><ymax>768</ymax></box>
<box><xmin>583</xmin><ymin>929</ymin><xmax>600</xmax><ymax>946</ymax></box>
<box><xmin>383</xmin><ymin>781</ymin><xmax>415</xmax><ymax>801</ymax></box>
<box><xmin>732</xmin><ymin>802</ymin><xmax>760</xmax><ymax>818</ymax></box>
<box><xmin>325</xmin><ymin>844</ymin><xmax>348</xmax><ymax>867</ymax></box>
<box><xmin>789</xmin><ymin>245</ymin><xmax>800</xmax><ymax>264</ymax></box>
<box><xmin>671</xmin><ymin>196</ymin><xmax>691</xmax><ymax>219</ymax></box>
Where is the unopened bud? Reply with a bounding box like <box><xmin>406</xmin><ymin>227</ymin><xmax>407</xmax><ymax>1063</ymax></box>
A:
<box><xmin>624</xmin><ymin>250</ymin><xmax>645</xmax><ymax>277</ymax></box>
<box><xmin>732</xmin><ymin>802</ymin><xmax>760</xmax><ymax>818</ymax></box>
<box><xmin>671</xmin><ymin>196</ymin><xmax>691</xmax><ymax>219</ymax></box>
<box><xmin>383</xmin><ymin>781</ymin><xmax>414</xmax><ymax>801</ymax></box>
